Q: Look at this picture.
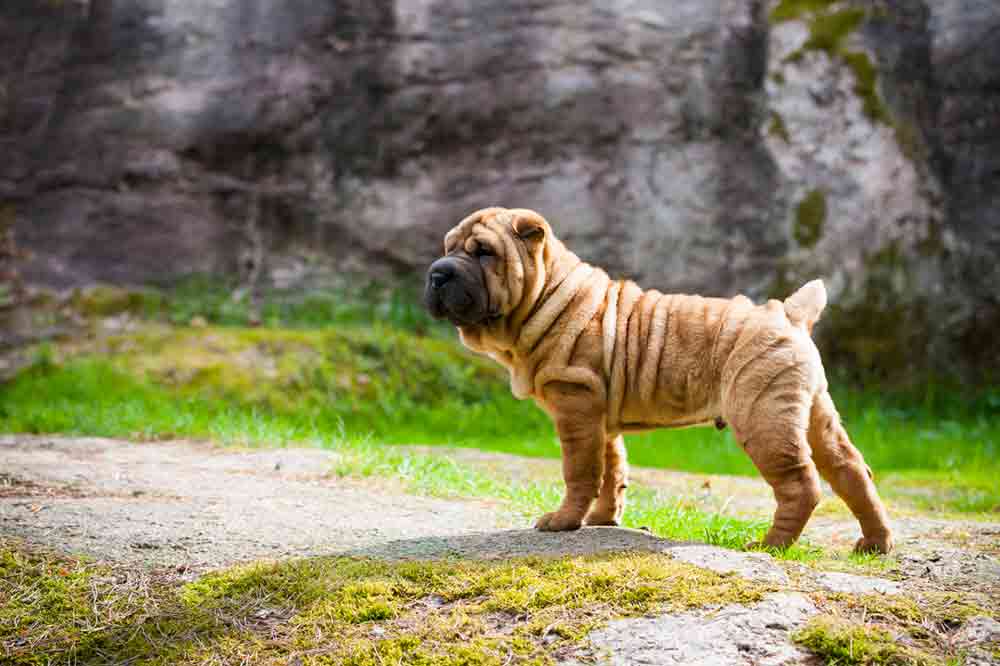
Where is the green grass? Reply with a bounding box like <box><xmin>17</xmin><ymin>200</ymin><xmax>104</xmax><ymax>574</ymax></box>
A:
<box><xmin>143</xmin><ymin>274</ymin><xmax>450</xmax><ymax>335</ymax></box>
<box><xmin>0</xmin><ymin>355</ymin><xmax>773</xmax><ymax>551</ymax></box>
<box><xmin>2</xmin><ymin>319</ymin><xmax>998</xmax><ymax>516</ymax></box>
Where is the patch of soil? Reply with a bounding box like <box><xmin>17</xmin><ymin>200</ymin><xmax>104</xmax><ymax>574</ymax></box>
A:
<box><xmin>0</xmin><ymin>473</ymin><xmax>94</xmax><ymax>499</ymax></box>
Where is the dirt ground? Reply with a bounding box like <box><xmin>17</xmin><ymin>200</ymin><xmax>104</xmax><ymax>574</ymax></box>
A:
<box><xmin>0</xmin><ymin>435</ymin><xmax>518</xmax><ymax>569</ymax></box>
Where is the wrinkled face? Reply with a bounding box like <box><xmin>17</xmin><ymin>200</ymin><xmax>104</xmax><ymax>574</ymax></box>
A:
<box><xmin>424</xmin><ymin>207</ymin><xmax>548</xmax><ymax>329</ymax></box>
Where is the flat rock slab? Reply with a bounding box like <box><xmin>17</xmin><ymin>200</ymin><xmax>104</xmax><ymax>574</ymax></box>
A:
<box><xmin>897</xmin><ymin>549</ymin><xmax>1000</xmax><ymax>592</ymax></box>
<box><xmin>353</xmin><ymin>528</ymin><xmax>787</xmax><ymax>584</ymax></box>
<box><xmin>814</xmin><ymin>570</ymin><xmax>901</xmax><ymax>595</ymax></box>
<box><xmin>953</xmin><ymin>616</ymin><xmax>1000</xmax><ymax>666</ymax></box>
<box><xmin>565</xmin><ymin>592</ymin><xmax>818</xmax><ymax>666</ymax></box>
<box><xmin>352</xmin><ymin>527</ymin><xmax>682</xmax><ymax>561</ymax></box>
<box><xmin>670</xmin><ymin>544</ymin><xmax>790</xmax><ymax>585</ymax></box>
<box><xmin>0</xmin><ymin>436</ymin><xmax>507</xmax><ymax>568</ymax></box>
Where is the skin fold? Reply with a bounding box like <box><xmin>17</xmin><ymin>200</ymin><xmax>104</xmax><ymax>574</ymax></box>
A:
<box><xmin>425</xmin><ymin>207</ymin><xmax>893</xmax><ymax>554</ymax></box>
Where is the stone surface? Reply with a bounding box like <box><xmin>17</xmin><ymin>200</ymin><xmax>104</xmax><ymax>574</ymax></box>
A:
<box><xmin>955</xmin><ymin>616</ymin><xmax>1000</xmax><ymax>647</ymax></box>
<box><xmin>669</xmin><ymin>544</ymin><xmax>790</xmax><ymax>585</ymax></box>
<box><xmin>954</xmin><ymin>616</ymin><xmax>1000</xmax><ymax>666</ymax></box>
<box><xmin>1</xmin><ymin>1</ymin><xmax>998</xmax><ymax>377</ymax></box>
<box><xmin>0</xmin><ymin>435</ymin><xmax>508</xmax><ymax>568</ymax></box>
<box><xmin>565</xmin><ymin>592</ymin><xmax>818</xmax><ymax>666</ymax></box>
<box><xmin>896</xmin><ymin>548</ymin><xmax>1000</xmax><ymax>591</ymax></box>
<box><xmin>813</xmin><ymin>570</ymin><xmax>901</xmax><ymax>595</ymax></box>
<box><xmin>354</xmin><ymin>527</ymin><xmax>681</xmax><ymax>562</ymax></box>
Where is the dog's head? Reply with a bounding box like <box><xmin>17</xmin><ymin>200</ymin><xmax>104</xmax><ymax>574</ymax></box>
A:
<box><xmin>424</xmin><ymin>207</ymin><xmax>551</xmax><ymax>330</ymax></box>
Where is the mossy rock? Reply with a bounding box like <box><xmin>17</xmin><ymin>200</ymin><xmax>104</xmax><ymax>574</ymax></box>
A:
<box><xmin>841</xmin><ymin>50</ymin><xmax>891</xmax><ymax>124</ymax></box>
<box><xmin>1</xmin><ymin>540</ymin><xmax>766</xmax><ymax>665</ymax></box>
<box><xmin>770</xmin><ymin>0</ymin><xmax>839</xmax><ymax>23</ymax></box>
<box><xmin>816</xmin><ymin>244</ymin><xmax>931</xmax><ymax>383</ymax></box>
<box><xmin>794</xmin><ymin>616</ymin><xmax>938</xmax><ymax>665</ymax></box>
<box><xmin>768</xmin><ymin>111</ymin><xmax>791</xmax><ymax>143</ymax></box>
<box><xmin>71</xmin><ymin>285</ymin><xmax>162</xmax><ymax>318</ymax></box>
<box><xmin>106</xmin><ymin>324</ymin><xmax>509</xmax><ymax>413</ymax></box>
<box><xmin>793</xmin><ymin>189</ymin><xmax>826</xmax><ymax>248</ymax></box>
<box><xmin>801</xmin><ymin>8</ymin><xmax>866</xmax><ymax>53</ymax></box>
<box><xmin>773</xmin><ymin>4</ymin><xmax>892</xmax><ymax>126</ymax></box>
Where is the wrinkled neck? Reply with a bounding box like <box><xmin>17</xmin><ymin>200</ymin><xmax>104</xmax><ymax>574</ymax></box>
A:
<box><xmin>465</xmin><ymin>240</ymin><xmax>581</xmax><ymax>354</ymax></box>
<box><xmin>514</xmin><ymin>258</ymin><xmax>592</xmax><ymax>353</ymax></box>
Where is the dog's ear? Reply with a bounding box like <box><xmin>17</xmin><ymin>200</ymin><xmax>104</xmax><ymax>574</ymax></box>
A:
<box><xmin>444</xmin><ymin>227</ymin><xmax>461</xmax><ymax>253</ymax></box>
<box><xmin>511</xmin><ymin>209</ymin><xmax>549</xmax><ymax>244</ymax></box>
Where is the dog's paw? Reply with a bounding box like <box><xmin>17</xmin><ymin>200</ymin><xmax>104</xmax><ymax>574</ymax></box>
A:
<box><xmin>535</xmin><ymin>511</ymin><xmax>583</xmax><ymax>531</ymax></box>
<box><xmin>853</xmin><ymin>534</ymin><xmax>894</xmax><ymax>555</ymax></box>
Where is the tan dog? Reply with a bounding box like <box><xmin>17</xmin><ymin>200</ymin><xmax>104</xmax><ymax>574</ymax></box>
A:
<box><xmin>425</xmin><ymin>207</ymin><xmax>893</xmax><ymax>553</ymax></box>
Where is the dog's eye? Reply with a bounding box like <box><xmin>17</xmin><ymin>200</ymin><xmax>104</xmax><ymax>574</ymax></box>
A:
<box><xmin>474</xmin><ymin>245</ymin><xmax>494</xmax><ymax>258</ymax></box>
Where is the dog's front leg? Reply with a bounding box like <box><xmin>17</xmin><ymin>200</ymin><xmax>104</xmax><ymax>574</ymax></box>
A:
<box><xmin>535</xmin><ymin>381</ymin><xmax>606</xmax><ymax>532</ymax></box>
<box><xmin>585</xmin><ymin>435</ymin><xmax>628</xmax><ymax>526</ymax></box>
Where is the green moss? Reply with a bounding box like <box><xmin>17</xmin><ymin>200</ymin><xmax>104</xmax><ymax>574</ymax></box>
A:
<box><xmin>18</xmin><ymin>536</ymin><xmax>990</xmax><ymax>666</ymax></box>
<box><xmin>846</xmin><ymin>592</ymin><xmax>993</xmax><ymax>630</ymax></box>
<box><xmin>107</xmin><ymin>324</ymin><xmax>508</xmax><ymax>415</ymax></box>
<box><xmin>842</xmin><ymin>51</ymin><xmax>892</xmax><ymax>124</ymax></box>
<box><xmin>794</xmin><ymin>616</ymin><xmax>939</xmax><ymax>665</ymax></box>
<box><xmin>0</xmin><ymin>541</ymin><xmax>196</xmax><ymax>665</ymax></box>
<box><xmin>793</xmin><ymin>189</ymin><xmax>827</xmax><ymax>248</ymax></box>
<box><xmin>1</xmin><ymin>540</ymin><xmax>766</xmax><ymax>665</ymax></box>
<box><xmin>283</xmin><ymin>553</ymin><xmax>766</xmax><ymax>666</ymax></box>
<box><xmin>770</xmin><ymin>0</ymin><xmax>838</xmax><ymax>23</ymax></box>
<box><xmin>797</xmin><ymin>592</ymin><xmax>998</xmax><ymax>666</ymax></box>
<box><xmin>768</xmin><ymin>111</ymin><xmax>791</xmax><ymax>143</ymax></box>
<box><xmin>774</xmin><ymin>5</ymin><xmax>892</xmax><ymax>126</ymax></box>
<box><xmin>802</xmin><ymin>8</ymin><xmax>866</xmax><ymax>53</ymax></box>
<box><xmin>892</xmin><ymin>120</ymin><xmax>927</xmax><ymax>166</ymax></box>
<box><xmin>71</xmin><ymin>285</ymin><xmax>161</xmax><ymax>318</ymax></box>
<box><xmin>818</xmin><ymin>242</ymin><xmax>932</xmax><ymax>382</ymax></box>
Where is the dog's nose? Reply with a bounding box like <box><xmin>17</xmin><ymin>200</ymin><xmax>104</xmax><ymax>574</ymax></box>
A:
<box><xmin>429</xmin><ymin>270</ymin><xmax>450</xmax><ymax>289</ymax></box>
<box><xmin>428</xmin><ymin>260</ymin><xmax>455</xmax><ymax>290</ymax></box>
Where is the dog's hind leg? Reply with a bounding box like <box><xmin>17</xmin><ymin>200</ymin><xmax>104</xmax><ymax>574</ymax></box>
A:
<box><xmin>585</xmin><ymin>435</ymin><xmax>628</xmax><ymax>526</ymax></box>
<box><xmin>727</xmin><ymin>369</ymin><xmax>821</xmax><ymax>549</ymax></box>
<box><xmin>742</xmin><ymin>427</ymin><xmax>823</xmax><ymax>549</ymax></box>
<box><xmin>808</xmin><ymin>390</ymin><xmax>893</xmax><ymax>554</ymax></box>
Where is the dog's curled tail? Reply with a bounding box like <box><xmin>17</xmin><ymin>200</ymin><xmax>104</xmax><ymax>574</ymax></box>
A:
<box><xmin>783</xmin><ymin>279</ymin><xmax>827</xmax><ymax>334</ymax></box>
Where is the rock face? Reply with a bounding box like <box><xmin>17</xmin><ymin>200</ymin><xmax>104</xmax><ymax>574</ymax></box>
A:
<box><xmin>1</xmin><ymin>0</ymin><xmax>997</xmax><ymax>379</ymax></box>
<box><xmin>564</xmin><ymin>592</ymin><xmax>819</xmax><ymax>666</ymax></box>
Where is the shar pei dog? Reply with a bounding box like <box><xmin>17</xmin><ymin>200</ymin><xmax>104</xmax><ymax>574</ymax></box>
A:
<box><xmin>424</xmin><ymin>207</ymin><xmax>893</xmax><ymax>554</ymax></box>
